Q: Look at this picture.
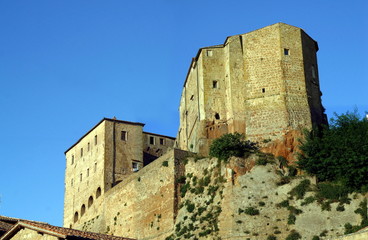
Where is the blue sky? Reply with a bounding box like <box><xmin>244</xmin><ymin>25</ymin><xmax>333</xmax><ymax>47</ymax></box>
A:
<box><xmin>0</xmin><ymin>0</ymin><xmax>367</xmax><ymax>226</ymax></box>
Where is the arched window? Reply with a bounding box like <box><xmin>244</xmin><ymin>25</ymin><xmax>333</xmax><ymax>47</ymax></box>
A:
<box><xmin>74</xmin><ymin>212</ymin><xmax>79</xmax><ymax>223</ymax></box>
<box><xmin>96</xmin><ymin>187</ymin><xmax>101</xmax><ymax>198</ymax></box>
<box><xmin>81</xmin><ymin>204</ymin><xmax>86</xmax><ymax>216</ymax></box>
<box><xmin>88</xmin><ymin>196</ymin><xmax>94</xmax><ymax>208</ymax></box>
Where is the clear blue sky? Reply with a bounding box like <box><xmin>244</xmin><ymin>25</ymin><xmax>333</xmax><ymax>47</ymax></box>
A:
<box><xmin>0</xmin><ymin>0</ymin><xmax>367</xmax><ymax>226</ymax></box>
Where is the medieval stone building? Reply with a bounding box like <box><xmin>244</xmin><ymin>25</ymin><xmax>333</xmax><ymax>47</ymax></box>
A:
<box><xmin>176</xmin><ymin>23</ymin><xmax>327</xmax><ymax>155</ymax></box>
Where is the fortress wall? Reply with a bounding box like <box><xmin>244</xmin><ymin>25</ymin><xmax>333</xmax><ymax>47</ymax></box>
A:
<box><xmin>64</xmin><ymin>121</ymin><xmax>106</xmax><ymax>228</ymax></box>
<box><xmin>73</xmin><ymin>149</ymin><xmax>189</xmax><ymax>240</ymax></box>
<box><xmin>243</xmin><ymin>24</ymin><xmax>289</xmax><ymax>141</ymax></box>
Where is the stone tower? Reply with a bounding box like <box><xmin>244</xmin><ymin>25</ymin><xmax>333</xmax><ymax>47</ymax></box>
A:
<box><xmin>176</xmin><ymin>23</ymin><xmax>327</xmax><ymax>155</ymax></box>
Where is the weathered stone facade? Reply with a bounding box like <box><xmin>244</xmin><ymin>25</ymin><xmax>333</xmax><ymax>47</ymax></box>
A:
<box><xmin>176</xmin><ymin>23</ymin><xmax>327</xmax><ymax>156</ymax></box>
<box><xmin>63</xmin><ymin>118</ymin><xmax>175</xmax><ymax>229</ymax></box>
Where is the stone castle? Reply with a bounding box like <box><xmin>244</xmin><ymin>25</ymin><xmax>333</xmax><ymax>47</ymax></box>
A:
<box><xmin>60</xmin><ymin>23</ymin><xmax>359</xmax><ymax>240</ymax></box>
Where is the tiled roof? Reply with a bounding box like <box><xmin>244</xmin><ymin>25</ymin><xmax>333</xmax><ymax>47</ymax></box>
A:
<box><xmin>0</xmin><ymin>215</ymin><xmax>134</xmax><ymax>240</ymax></box>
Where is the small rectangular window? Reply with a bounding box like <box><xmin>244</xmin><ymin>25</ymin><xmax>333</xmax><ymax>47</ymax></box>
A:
<box><xmin>149</xmin><ymin>136</ymin><xmax>155</xmax><ymax>145</ymax></box>
<box><xmin>80</xmin><ymin>173</ymin><xmax>82</xmax><ymax>182</ymax></box>
<box><xmin>88</xmin><ymin>142</ymin><xmax>90</xmax><ymax>151</ymax></box>
<box><xmin>71</xmin><ymin>155</ymin><xmax>74</xmax><ymax>165</ymax></box>
<box><xmin>121</xmin><ymin>131</ymin><xmax>127</xmax><ymax>141</ymax></box>
<box><xmin>284</xmin><ymin>48</ymin><xmax>289</xmax><ymax>55</ymax></box>
<box><xmin>262</xmin><ymin>88</ymin><xmax>265</xmax><ymax>93</ymax></box>
<box><xmin>87</xmin><ymin>168</ymin><xmax>89</xmax><ymax>177</ymax></box>
<box><xmin>207</xmin><ymin>50</ymin><xmax>213</xmax><ymax>57</ymax></box>
<box><xmin>94</xmin><ymin>135</ymin><xmax>97</xmax><ymax>145</ymax></box>
<box><xmin>94</xmin><ymin>162</ymin><xmax>97</xmax><ymax>172</ymax></box>
<box><xmin>132</xmin><ymin>162</ymin><xmax>139</xmax><ymax>172</ymax></box>
<box><xmin>160</xmin><ymin>138</ymin><xmax>165</xmax><ymax>145</ymax></box>
<box><xmin>212</xmin><ymin>81</ymin><xmax>218</xmax><ymax>88</ymax></box>
<box><xmin>81</xmin><ymin>148</ymin><xmax>83</xmax><ymax>157</ymax></box>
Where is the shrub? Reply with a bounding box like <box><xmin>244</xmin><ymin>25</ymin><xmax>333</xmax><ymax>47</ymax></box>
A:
<box><xmin>244</xmin><ymin>207</ymin><xmax>260</xmax><ymax>216</ymax></box>
<box><xmin>287</xmin><ymin>214</ymin><xmax>296</xmax><ymax>224</ymax></box>
<box><xmin>276</xmin><ymin>200</ymin><xmax>289</xmax><ymax>208</ymax></box>
<box><xmin>277</xmin><ymin>176</ymin><xmax>291</xmax><ymax>186</ymax></box>
<box><xmin>209</xmin><ymin>133</ymin><xmax>258</xmax><ymax>162</ymax></box>
<box><xmin>301</xmin><ymin>196</ymin><xmax>316</xmax><ymax>206</ymax></box>
<box><xmin>289</xmin><ymin>179</ymin><xmax>310</xmax><ymax>199</ymax></box>
<box><xmin>162</xmin><ymin>161</ymin><xmax>169</xmax><ymax>167</ymax></box>
<box><xmin>186</xmin><ymin>202</ymin><xmax>195</xmax><ymax>213</ymax></box>
<box><xmin>267</xmin><ymin>235</ymin><xmax>277</xmax><ymax>240</ymax></box>
<box><xmin>285</xmin><ymin>231</ymin><xmax>301</xmax><ymax>240</ymax></box>
<box><xmin>312</xmin><ymin>236</ymin><xmax>320</xmax><ymax>240</ymax></box>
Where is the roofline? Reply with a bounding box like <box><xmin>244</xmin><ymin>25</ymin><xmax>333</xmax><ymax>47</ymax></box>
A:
<box><xmin>64</xmin><ymin>118</ymin><xmax>145</xmax><ymax>154</ymax></box>
<box><xmin>143</xmin><ymin>131</ymin><xmax>176</xmax><ymax>140</ymax></box>
<box><xmin>0</xmin><ymin>222</ymin><xmax>66</xmax><ymax>240</ymax></box>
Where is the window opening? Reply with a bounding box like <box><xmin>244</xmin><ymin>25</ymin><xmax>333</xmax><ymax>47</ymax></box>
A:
<box><xmin>71</xmin><ymin>155</ymin><xmax>74</xmax><ymax>165</ymax></box>
<box><xmin>87</xmin><ymin>142</ymin><xmax>90</xmax><ymax>151</ymax></box>
<box><xmin>262</xmin><ymin>88</ymin><xmax>265</xmax><ymax>93</ymax></box>
<box><xmin>88</xmin><ymin>196</ymin><xmax>93</xmax><ymax>208</ymax></box>
<box><xmin>212</xmin><ymin>81</ymin><xmax>218</xmax><ymax>88</ymax></box>
<box><xmin>121</xmin><ymin>131</ymin><xmax>127</xmax><ymax>141</ymax></box>
<box><xmin>94</xmin><ymin>162</ymin><xmax>97</xmax><ymax>172</ymax></box>
<box><xmin>96</xmin><ymin>187</ymin><xmax>101</xmax><ymax>198</ymax></box>
<box><xmin>149</xmin><ymin>136</ymin><xmax>155</xmax><ymax>145</ymax></box>
<box><xmin>132</xmin><ymin>162</ymin><xmax>139</xmax><ymax>172</ymax></box>
<box><xmin>80</xmin><ymin>173</ymin><xmax>82</xmax><ymax>182</ymax></box>
<box><xmin>215</xmin><ymin>113</ymin><xmax>220</xmax><ymax>120</ymax></box>
<box><xmin>94</xmin><ymin>135</ymin><xmax>97</xmax><ymax>145</ymax></box>
<box><xmin>80</xmin><ymin>148</ymin><xmax>83</xmax><ymax>157</ymax></box>
<box><xmin>87</xmin><ymin>168</ymin><xmax>89</xmax><ymax>177</ymax></box>
<box><xmin>81</xmin><ymin>204</ymin><xmax>86</xmax><ymax>216</ymax></box>
<box><xmin>74</xmin><ymin>212</ymin><xmax>79</xmax><ymax>223</ymax></box>
<box><xmin>190</xmin><ymin>95</ymin><xmax>194</xmax><ymax>100</ymax></box>
<box><xmin>160</xmin><ymin>138</ymin><xmax>165</xmax><ymax>145</ymax></box>
<box><xmin>284</xmin><ymin>48</ymin><xmax>289</xmax><ymax>55</ymax></box>
<box><xmin>207</xmin><ymin>50</ymin><xmax>213</xmax><ymax>57</ymax></box>
<box><xmin>311</xmin><ymin>65</ymin><xmax>316</xmax><ymax>79</ymax></box>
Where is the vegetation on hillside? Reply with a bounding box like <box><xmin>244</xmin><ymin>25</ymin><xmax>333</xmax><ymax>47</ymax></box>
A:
<box><xmin>209</xmin><ymin>132</ymin><xmax>258</xmax><ymax>161</ymax></box>
<box><xmin>297</xmin><ymin>110</ymin><xmax>368</xmax><ymax>193</ymax></box>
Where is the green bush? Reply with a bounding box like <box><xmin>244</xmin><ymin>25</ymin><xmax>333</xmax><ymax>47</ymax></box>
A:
<box><xmin>301</xmin><ymin>196</ymin><xmax>316</xmax><ymax>206</ymax></box>
<box><xmin>312</xmin><ymin>236</ymin><xmax>320</xmax><ymax>240</ymax></box>
<box><xmin>267</xmin><ymin>235</ymin><xmax>277</xmax><ymax>240</ymax></box>
<box><xmin>244</xmin><ymin>207</ymin><xmax>260</xmax><ymax>216</ymax></box>
<box><xmin>289</xmin><ymin>179</ymin><xmax>310</xmax><ymax>199</ymax></box>
<box><xmin>186</xmin><ymin>202</ymin><xmax>195</xmax><ymax>213</ymax></box>
<box><xmin>209</xmin><ymin>133</ymin><xmax>257</xmax><ymax>162</ymax></box>
<box><xmin>162</xmin><ymin>161</ymin><xmax>169</xmax><ymax>167</ymax></box>
<box><xmin>297</xmin><ymin>110</ymin><xmax>368</xmax><ymax>192</ymax></box>
<box><xmin>287</xmin><ymin>214</ymin><xmax>296</xmax><ymax>224</ymax></box>
<box><xmin>285</xmin><ymin>231</ymin><xmax>301</xmax><ymax>240</ymax></box>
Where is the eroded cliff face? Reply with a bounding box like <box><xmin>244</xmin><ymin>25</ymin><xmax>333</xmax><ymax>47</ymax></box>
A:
<box><xmin>168</xmin><ymin>155</ymin><xmax>366</xmax><ymax>240</ymax></box>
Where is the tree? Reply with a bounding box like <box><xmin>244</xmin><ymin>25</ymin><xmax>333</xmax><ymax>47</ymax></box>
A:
<box><xmin>209</xmin><ymin>133</ymin><xmax>258</xmax><ymax>162</ymax></box>
<box><xmin>297</xmin><ymin>110</ymin><xmax>368</xmax><ymax>192</ymax></box>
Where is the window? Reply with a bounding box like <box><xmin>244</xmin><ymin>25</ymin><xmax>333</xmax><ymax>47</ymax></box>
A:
<box><xmin>262</xmin><ymin>88</ymin><xmax>265</xmax><ymax>93</ymax></box>
<box><xmin>149</xmin><ymin>136</ymin><xmax>155</xmax><ymax>145</ymax></box>
<box><xmin>212</xmin><ymin>80</ymin><xmax>218</xmax><ymax>88</ymax></box>
<box><xmin>311</xmin><ymin>65</ymin><xmax>316</xmax><ymax>79</ymax></box>
<box><xmin>87</xmin><ymin>168</ymin><xmax>89</xmax><ymax>177</ymax></box>
<box><xmin>88</xmin><ymin>196</ymin><xmax>93</xmax><ymax>208</ymax></box>
<box><xmin>81</xmin><ymin>204</ymin><xmax>86</xmax><ymax>216</ymax></box>
<box><xmin>80</xmin><ymin>173</ymin><xmax>82</xmax><ymax>182</ymax></box>
<box><xmin>160</xmin><ymin>138</ymin><xmax>165</xmax><ymax>145</ymax></box>
<box><xmin>284</xmin><ymin>48</ymin><xmax>290</xmax><ymax>55</ymax></box>
<box><xmin>190</xmin><ymin>95</ymin><xmax>194</xmax><ymax>100</ymax></box>
<box><xmin>94</xmin><ymin>135</ymin><xmax>97</xmax><ymax>145</ymax></box>
<box><xmin>132</xmin><ymin>162</ymin><xmax>139</xmax><ymax>172</ymax></box>
<box><xmin>88</xmin><ymin>142</ymin><xmax>90</xmax><ymax>151</ymax></box>
<box><xmin>207</xmin><ymin>50</ymin><xmax>213</xmax><ymax>57</ymax></box>
<box><xmin>74</xmin><ymin>212</ymin><xmax>79</xmax><ymax>223</ymax></box>
<box><xmin>121</xmin><ymin>131</ymin><xmax>127</xmax><ymax>141</ymax></box>
<box><xmin>96</xmin><ymin>187</ymin><xmax>101</xmax><ymax>198</ymax></box>
<box><xmin>80</xmin><ymin>148</ymin><xmax>83</xmax><ymax>157</ymax></box>
<box><xmin>215</xmin><ymin>113</ymin><xmax>220</xmax><ymax>120</ymax></box>
<box><xmin>94</xmin><ymin>162</ymin><xmax>97</xmax><ymax>172</ymax></box>
<box><xmin>71</xmin><ymin>155</ymin><xmax>74</xmax><ymax>165</ymax></box>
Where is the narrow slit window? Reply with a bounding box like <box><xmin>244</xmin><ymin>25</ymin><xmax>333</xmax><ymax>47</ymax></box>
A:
<box><xmin>160</xmin><ymin>138</ymin><xmax>165</xmax><ymax>145</ymax></box>
<box><xmin>190</xmin><ymin>95</ymin><xmax>194</xmax><ymax>100</ymax></box>
<box><xmin>262</xmin><ymin>88</ymin><xmax>265</xmax><ymax>93</ymax></box>
<box><xmin>94</xmin><ymin>135</ymin><xmax>97</xmax><ymax>145</ymax></box>
<box><xmin>212</xmin><ymin>80</ymin><xmax>218</xmax><ymax>88</ymax></box>
<box><xmin>215</xmin><ymin>113</ymin><xmax>220</xmax><ymax>120</ymax></box>
<box><xmin>121</xmin><ymin>131</ymin><xmax>127</xmax><ymax>141</ymax></box>
<box><xmin>88</xmin><ymin>142</ymin><xmax>90</xmax><ymax>151</ymax></box>
<box><xmin>71</xmin><ymin>155</ymin><xmax>74</xmax><ymax>165</ymax></box>
<box><xmin>284</xmin><ymin>48</ymin><xmax>290</xmax><ymax>55</ymax></box>
<box><xmin>149</xmin><ymin>136</ymin><xmax>155</xmax><ymax>145</ymax></box>
<box><xmin>80</xmin><ymin>148</ymin><xmax>83</xmax><ymax>157</ymax></box>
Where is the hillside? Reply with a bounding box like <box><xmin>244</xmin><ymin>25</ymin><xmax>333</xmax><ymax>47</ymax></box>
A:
<box><xmin>166</xmin><ymin>153</ymin><xmax>367</xmax><ymax>240</ymax></box>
